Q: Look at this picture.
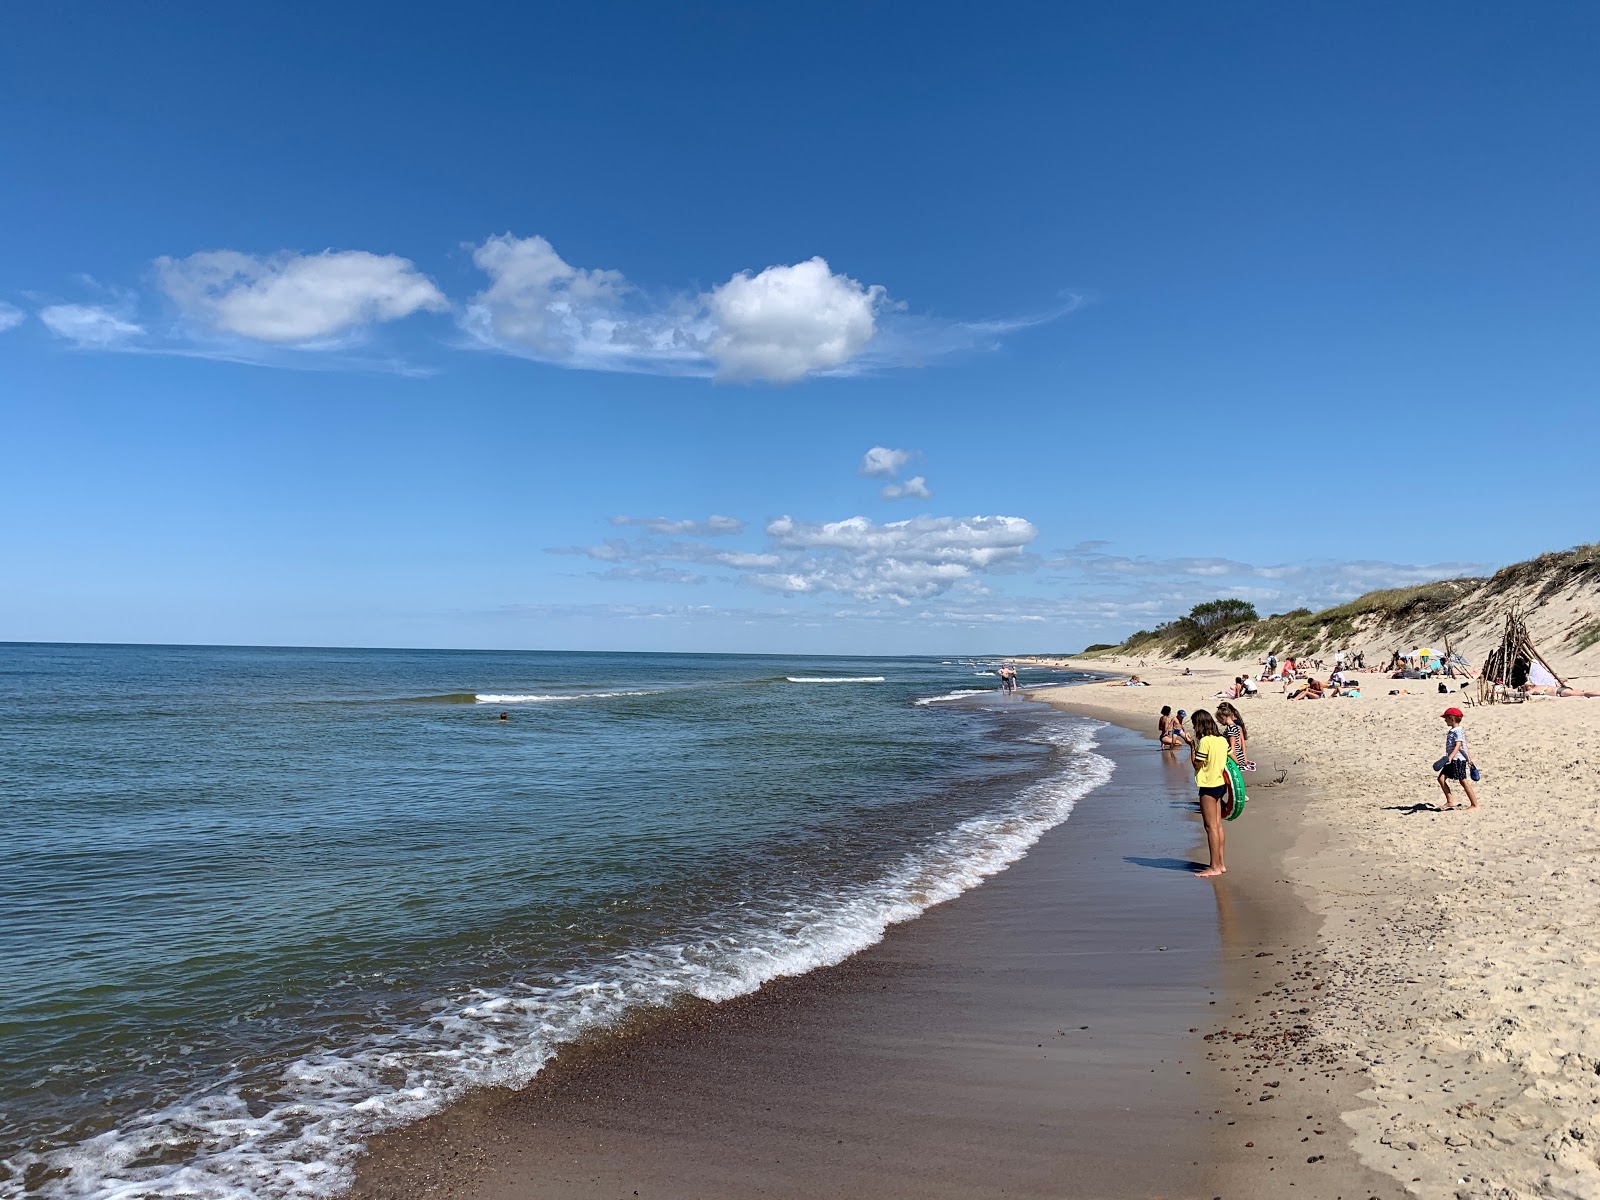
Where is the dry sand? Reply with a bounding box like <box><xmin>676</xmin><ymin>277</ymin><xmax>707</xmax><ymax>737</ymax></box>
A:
<box><xmin>1028</xmin><ymin>654</ymin><xmax>1600</xmax><ymax>1199</ymax></box>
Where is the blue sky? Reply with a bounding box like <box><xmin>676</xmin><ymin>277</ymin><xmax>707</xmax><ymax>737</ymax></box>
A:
<box><xmin>2</xmin><ymin>2</ymin><xmax>1596</xmax><ymax>653</ymax></box>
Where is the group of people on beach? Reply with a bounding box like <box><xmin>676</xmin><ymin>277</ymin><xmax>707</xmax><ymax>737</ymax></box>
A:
<box><xmin>1157</xmin><ymin>672</ymin><xmax>1486</xmax><ymax>878</ymax></box>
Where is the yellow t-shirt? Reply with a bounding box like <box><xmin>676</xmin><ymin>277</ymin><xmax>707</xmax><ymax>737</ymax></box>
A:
<box><xmin>1195</xmin><ymin>735</ymin><xmax>1231</xmax><ymax>788</ymax></box>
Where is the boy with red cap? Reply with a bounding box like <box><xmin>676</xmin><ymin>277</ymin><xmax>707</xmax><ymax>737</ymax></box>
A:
<box><xmin>1436</xmin><ymin>707</ymin><xmax>1479</xmax><ymax>810</ymax></box>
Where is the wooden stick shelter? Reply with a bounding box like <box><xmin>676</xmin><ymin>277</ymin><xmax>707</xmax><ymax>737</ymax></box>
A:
<box><xmin>1479</xmin><ymin>607</ymin><xmax>1566</xmax><ymax>703</ymax></box>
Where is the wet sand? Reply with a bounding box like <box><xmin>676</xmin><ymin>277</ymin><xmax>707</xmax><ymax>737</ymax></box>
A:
<box><xmin>352</xmin><ymin>719</ymin><xmax>1233</xmax><ymax>1199</ymax></box>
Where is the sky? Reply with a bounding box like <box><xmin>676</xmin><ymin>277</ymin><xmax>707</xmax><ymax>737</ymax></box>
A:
<box><xmin>2</xmin><ymin>2</ymin><xmax>1596</xmax><ymax>654</ymax></box>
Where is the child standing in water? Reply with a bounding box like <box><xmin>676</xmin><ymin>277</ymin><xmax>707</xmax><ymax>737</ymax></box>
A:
<box><xmin>1437</xmin><ymin>706</ymin><xmax>1479</xmax><ymax>810</ymax></box>
<box><xmin>1190</xmin><ymin>709</ymin><xmax>1229</xmax><ymax>877</ymax></box>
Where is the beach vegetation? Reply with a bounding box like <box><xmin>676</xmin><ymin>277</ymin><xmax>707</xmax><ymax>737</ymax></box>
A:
<box><xmin>1186</xmin><ymin>598</ymin><xmax>1258</xmax><ymax>636</ymax></box>
<box><xmin>1570</xmin><ymin>617</ymin><xmax>1600</xmax><ymax>654</ymax></box>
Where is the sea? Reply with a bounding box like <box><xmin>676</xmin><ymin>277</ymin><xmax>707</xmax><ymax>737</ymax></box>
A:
<box><xmin>0</xmin><ymin>644</ymin><xmax>1110</xmax><ymax>1200</ymax></box>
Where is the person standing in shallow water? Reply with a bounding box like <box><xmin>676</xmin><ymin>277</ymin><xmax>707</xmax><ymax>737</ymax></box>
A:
<box><xmin>1190</xmin><ymin>709</ymin><xmax>1229</xmax><ymax>878</ymax></box>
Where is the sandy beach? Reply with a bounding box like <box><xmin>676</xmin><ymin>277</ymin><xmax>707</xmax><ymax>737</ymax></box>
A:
<box><xmin>1029</xmin><ymin>654</ymin><xmax>1600</xmax><ymax>1199</ymax></box>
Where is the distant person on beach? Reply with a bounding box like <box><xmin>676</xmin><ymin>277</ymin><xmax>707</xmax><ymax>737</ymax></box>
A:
<box><xmin>1289</xmin><ymin>677</ymin><xmax>1326</xmax><ymax>701</ymax></box>
<box><xmin>1215</xmin><ymin>701</ymin><xmax>1250</xmax><ymax>770</ymax></box>
<box><xmin>1240</xmin><ymin>675</ymin><xmax>1259</xmax><ymax>696</ymax></box>
<box><xmin>1158</xmin><ymin>704</ymin><xmax>1175</xmax><ymax>742</ymax></box>
<box><xmin>1189</xmin><ymin>709</ymin><xmax>1229</xmax><ymax>877</ymax></box>
<box><xmin>1435</xmin><ymin>707</ymin><xmax>1479</xmax><ymax>810</ymax></box>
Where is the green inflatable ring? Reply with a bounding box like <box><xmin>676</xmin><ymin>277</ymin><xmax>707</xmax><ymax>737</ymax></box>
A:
<box><xmin>1222</xmin><ymin>757</ymin><xmax>1247</xmax><ymax>821</ymax></box>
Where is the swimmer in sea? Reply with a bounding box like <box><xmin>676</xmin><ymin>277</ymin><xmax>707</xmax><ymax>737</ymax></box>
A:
<box><xmin>498</xmin><ymin>711</ymin><xmax>509</xmax><ymax>722</ymax></box>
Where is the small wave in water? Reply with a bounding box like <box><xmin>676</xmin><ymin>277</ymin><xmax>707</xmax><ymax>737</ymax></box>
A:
<box><xmin>9</xmin><ymin>718</ymin><xmax>1113</xmax><ymax>1200</ymax></box>
<box><xmin>785</xmin><ymin>676</ymin><xmax>886</xmax><ymax>684</ymax></box>
<box><xmin>913</xmin><ymin>689</ymin><xmax>992</xmax><ymax>706</ymax></box>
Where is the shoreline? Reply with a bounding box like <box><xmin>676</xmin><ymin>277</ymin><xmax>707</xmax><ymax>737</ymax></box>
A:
<box><xmin>350</xmin><ymin>711</ymin><xmax>1237</xmax><ymax>1199</ymax></box>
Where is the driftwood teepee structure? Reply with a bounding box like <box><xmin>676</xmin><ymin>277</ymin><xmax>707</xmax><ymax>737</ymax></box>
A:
<box><xmin>1479</xmin><ymin>607</ymin><xmax>1565</xmax><ymax>703</ymax></box>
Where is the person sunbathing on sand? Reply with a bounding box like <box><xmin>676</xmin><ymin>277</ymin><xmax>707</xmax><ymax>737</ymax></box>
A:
<box><xmin>1520</xmin><ymin>683</ymin><xmax>1600</xmax><ymax>698</ymax></box>
<box><xmin>1288</xmin><ymin>677</ymin><xmax>1326</xmax><ymax>700</ymax></box>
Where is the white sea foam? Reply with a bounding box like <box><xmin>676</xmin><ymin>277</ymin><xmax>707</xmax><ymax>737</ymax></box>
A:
<box><xmin>474</xmin><ymin>690</ymin><xmax>659</xmax><ymax>704</ymax></box>
<box><xmin>784</xmin><ymin>676</ymin><xmax>886</xmax><ymax>683</ymax></box>
<box><xmin>913</xmin><ymin>689</ymin><xmax>991</xmax><ymax>706</ymax></box>
<box><xmin>5</xmin><ymin>719</ymin><xmax>1112</xmax><ymax>1200</ymax></box>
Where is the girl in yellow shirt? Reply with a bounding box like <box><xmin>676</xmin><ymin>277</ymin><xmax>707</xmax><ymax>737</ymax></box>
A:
<box><xmin>1190</xmin><ymin>709</ymin><xmax>1229</xmax><ymax>878</ymax></box>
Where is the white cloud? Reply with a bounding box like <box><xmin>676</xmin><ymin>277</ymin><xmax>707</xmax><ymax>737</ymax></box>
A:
<box><xmin>463</xmin><ymin>234</ymin><xmax>882</xmax><ymax>384</ymax></box>
<box><xmin>39</xmin><ymin>304</ymin><xmax>144</xmax><ymax>347</ymax></box>
<box><xmin>767</xmin><ymin>515</ymin><xmax>1034</xmax><ymax>567</ymax></box>
<box><xmin>610</xmin><ymin>515</ymin><xmax>744</xmax><ymax>536</ymax></box>
<box><xmin>752</xmin><ymin>514</ymin><xmax>1039</xmax><ymax>603</ymax></box>
<box><xmin>860</xmin><ymin>445</ymin><xmax>913</xmax><ymax>477</ymax></box>
<box><xmin>155</xmin><ymin>249</ymin><xmax>447</xmax><ymax>344</ymax></box>
<box><xmin>550</xmin><ymin>510</ymin><xmax>1038</xmax><ymax>604</ymax></box>
<box><xmin>881</xmin><ymin>475</ymin><xmax>931</xmax><ymax>500</ymax></box>
<box><xmin>462</xmin><ymin>234</ymin><xmax>1064</xmax><ymax>384</ymax></box>
<box><xmin>0</xmin><ymin>302</ymin><xmax>23</xmax><ymax>332</ymax></box>
<box><xmin>706</xmin><ymin>258</ymin><xmax>883</xmax><ymax>383</ymax></box>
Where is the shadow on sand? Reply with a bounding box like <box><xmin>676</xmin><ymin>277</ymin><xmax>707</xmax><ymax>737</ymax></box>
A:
<box><xmin>1124</xmin><ymin>855</ymin><xmax>1207</xmax><ymax>873</ymax></box>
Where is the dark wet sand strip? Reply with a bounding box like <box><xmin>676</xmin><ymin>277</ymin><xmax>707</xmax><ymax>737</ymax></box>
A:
<box><xmin>352</xmin><ymin>721</ymin><xmax>1234</xmax><ymax>1199</ymax></box>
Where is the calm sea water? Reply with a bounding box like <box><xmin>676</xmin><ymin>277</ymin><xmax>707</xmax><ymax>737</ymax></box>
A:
<box><xmin>0</xmin><ymin>645</ymin><xmax>1110</xmax><ymax>1199</ymax></box>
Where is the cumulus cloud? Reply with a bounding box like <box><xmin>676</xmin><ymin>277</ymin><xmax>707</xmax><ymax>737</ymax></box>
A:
<box><xmin>881</xmin><ymin>476</ymin><xmax>931</xmax><ymax>500</ymax></box>
<box><xmin>610</xmin><ymin>515</ymin><xmax>744</xmax><ymax>536</ymax></box>
<box><xmin>706</xmin><ymin>258</ymin><xmax>884</xmax><ymax>382</ymax></box>
<box><xmin>462</xmin><ymin>234</ymin><xmax>1068</xmax><ymax>383</ymax></box>
<box><xmin>860</xmin><ymin>446</ymin><xmax>913</xmax><ymax>477</ymax></box>
<box><xmin>0</xmin><ymin>302</ymin><xmax>23</xmax><ymax>332</ymax></box>
<box><xmin>155</xmin><ymin>249</ymin><xmax>447</xmax><ymax>343</ymax></box>
<box><xmin>39</xmin><ymin>304</ymin><xmax>144</xmax><ymax>347</ymax></box>
<box><xmin>463</xmin><ymin>234</ymin><xmax>883</xmax><ymax>384</ymax></box>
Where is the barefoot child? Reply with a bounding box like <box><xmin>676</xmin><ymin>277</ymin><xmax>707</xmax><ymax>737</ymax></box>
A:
<box><xmin>1190</xmin><ymin>709</ymin><xmax>1229</xmax><ymax>877</ymax></box>
<box><xmin>1436</xmin><ymin>706</ymin><xmax>1479</xmax><ymax>810</ymax></box>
